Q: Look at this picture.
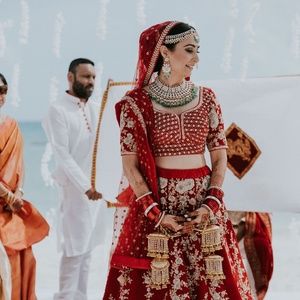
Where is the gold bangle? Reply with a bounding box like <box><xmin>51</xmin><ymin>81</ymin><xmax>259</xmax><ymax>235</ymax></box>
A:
<box><xmin>0</xmin><ymin>190</ymin><xmax>8</xmax><ymax>198</ymax></box>
<box><xmin>5</xmin><ymin>192</ymin><xmax>16</xmax><ymax>206</ymax></box>
<box><xmin>17</xmin><ymin>187</ymin><xmax>24</xmax><ymax>196</ymax></box>
<box><xmin>0</xmin><ymin>183</ymin><xmax>9</xmax><ymax>198</ymax></box>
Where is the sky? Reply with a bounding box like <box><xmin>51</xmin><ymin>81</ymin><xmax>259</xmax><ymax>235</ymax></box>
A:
<box><xmin>0</xmin><ymin>0</ymin><xmax>300</xmax><ymax>121</ymax></box>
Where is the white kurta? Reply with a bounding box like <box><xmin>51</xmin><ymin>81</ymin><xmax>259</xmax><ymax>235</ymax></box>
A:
<box><xmin>43</xmin><ymin>92</ymin><xmax>104</xmax><ymax>257</ymax></box>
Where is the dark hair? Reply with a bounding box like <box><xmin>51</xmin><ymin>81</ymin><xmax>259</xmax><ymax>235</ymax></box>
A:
<box><xmin>154</xmin><ymin>22</ymin><xmax>196</xmax><ymax>73</ymax></box>
<box><xmin>68</xmin><ymin>58</ymin><xmax>95</xmax><ymax>74</ymax></box>
<box><xmin>0</xmin><ymin>73</ymin><xmax>7</xmax><ymax>85</ymax></box>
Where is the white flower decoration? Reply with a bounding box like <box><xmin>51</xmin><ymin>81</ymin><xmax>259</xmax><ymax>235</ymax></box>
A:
<box><xmin>209</xmin><ymin>107</ymin><xmax>219</xmax><ymax>129</ymax></box>
<box><xmin>175</xmin><ymin>179</ymin><xmax>195</xmax><ymax>194</ymax></box>
<box><xmin>189</xmin><ymin>198</ymin><xmax>196</xmax><ymax>206</ymax></box>
<box><xmin>159</xmin><ymin>177</ymin><xmax>168</xmax><ymax>189</ymax></box>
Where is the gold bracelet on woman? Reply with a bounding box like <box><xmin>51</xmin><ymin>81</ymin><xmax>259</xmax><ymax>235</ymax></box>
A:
<box><xmin>0</xmin><ymin>182</ymin><xmax>9</xmax><ymax>198</ymax></box>
<box><xmin>0</xmin><ymin>183</ymin><xmax>15</xmax><ymax>206</ymax></box>
<box><xmin>5</xmin><ymin>191</ymin><xmax>16</xmax><ymax>206</ymax></box>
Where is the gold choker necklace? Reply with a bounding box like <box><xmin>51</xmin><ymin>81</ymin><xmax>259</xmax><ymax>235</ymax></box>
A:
<box><xmin>148</xmin><ymin>77</ymin><xmax>197</xmax><ymax>108</ymax></box>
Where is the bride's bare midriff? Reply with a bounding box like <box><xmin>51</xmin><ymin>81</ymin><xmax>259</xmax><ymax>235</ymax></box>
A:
<box><xmin>155</xmin><ymin>154</ymin><xmax>207</xmax><ymax>169</ymax></box>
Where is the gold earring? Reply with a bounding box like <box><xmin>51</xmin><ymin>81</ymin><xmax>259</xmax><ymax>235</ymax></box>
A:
<box><xmin>162</xmin><ymin>58</ymin><xmax>171</xmax><ymax>78</ymax></box>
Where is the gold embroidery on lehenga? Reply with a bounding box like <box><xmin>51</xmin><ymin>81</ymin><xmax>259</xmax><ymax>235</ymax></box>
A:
<box><xmin>117</xmin><ymin>268</ymin><xmax>132</xmax><ymax>300</ymax></box>
<box><xmin>142</xmin><ymin>271</ymin><xmax>155</xmax><ymax>299</ymax></box>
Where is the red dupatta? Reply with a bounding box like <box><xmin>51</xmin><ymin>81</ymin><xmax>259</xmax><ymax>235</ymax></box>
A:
<box><xmin>115</xmin><ymin>90</ymin><xmax>157</xmax><ymax>201</ymax></box>
<box><xmin>114</xmin><ymin>21</ymin><xmax>179</xmax><ymax>204</ymax></box>
<box><xmin>244</xmin><ymin>212</ymin><xmax>273</xmax><ymax>297</ymax></box>
<box><xmin>109</xmin><ymin>22</ymin><xmax>179</xmax><ymax>268</ymax></box>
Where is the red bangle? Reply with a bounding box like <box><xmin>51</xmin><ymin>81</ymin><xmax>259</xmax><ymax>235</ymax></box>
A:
<box><xmin>207</xmin><ymin>187</ymin><xmax>224</xmax><ymax>200</ymax></box>
<box><xmin>203</xmin><ymin>198</ymin><xmax>220</xmax><ymax>214</ymax></box>
<box><xmin>139</xmin><ymin>194</ymin><xmax>161</xmax><ymax>222</ymax></box>
<box><xmin>203</xmin><ymin>187</ymin><xmax>224</xmax><ymax>214</ymax></box>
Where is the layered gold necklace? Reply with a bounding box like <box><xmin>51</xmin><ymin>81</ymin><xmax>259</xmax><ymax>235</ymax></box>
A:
<box><xmin>148</xmin><ymin>77</ymin><xmax>197</xmax><ymax>108</ymax></box>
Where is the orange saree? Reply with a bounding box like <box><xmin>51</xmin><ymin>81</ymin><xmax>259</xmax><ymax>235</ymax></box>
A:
<box><xmin>0</xmin><ymin>117</ymin><xmax>49</xmax><ymax>300</ymax></box>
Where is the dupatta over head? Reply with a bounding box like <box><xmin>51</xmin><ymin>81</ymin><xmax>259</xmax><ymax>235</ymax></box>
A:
<box><xmin>110</xmin><ymin>21</ymin><xmax>180</xmax><ymax>264</ymax></box>
<box><xmin>115</xmin><ymin>21</ymin><xmax>180</xmax><ymax>202</ymax></box>
<box><xmin>134</xmin><ymin>21</ymin><xmax>178</xmax><ymax>88</ymax></box>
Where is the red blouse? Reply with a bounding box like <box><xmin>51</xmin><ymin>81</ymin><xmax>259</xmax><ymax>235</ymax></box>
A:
<box><xmin>120</xmin><ymin>87</ymin><xmax>228</xmax><ymax>156</ymax></box>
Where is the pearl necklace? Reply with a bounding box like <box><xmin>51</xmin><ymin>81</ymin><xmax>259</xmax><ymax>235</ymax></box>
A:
<box><xmin>148</xmin><ymin>77</ymin><xmax>197</xmax><ymax>108</ymax></box>
<box><xmin>77</xmin><ymin>101</ymin><xmax>91</xmax><ymax>132</ymax></box>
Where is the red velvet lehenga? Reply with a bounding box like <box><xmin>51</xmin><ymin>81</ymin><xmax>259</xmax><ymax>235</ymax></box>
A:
<box><xmin>102</xmin><ymin>88</ymin><xmax>254</xmax><ymax>299</ymax></box>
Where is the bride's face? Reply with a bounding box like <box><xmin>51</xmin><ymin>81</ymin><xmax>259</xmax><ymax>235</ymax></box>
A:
<box><xmin>165</xmin><ymin>35</ymin><xmax>200</xmax><ymax>79</ymax></box>
<box><xmin>0</xmin><ymin>79</ymin><xmax>8</xmax><ymax>108</ymax></box>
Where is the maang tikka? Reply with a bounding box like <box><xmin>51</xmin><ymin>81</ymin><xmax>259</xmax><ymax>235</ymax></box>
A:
<box><xmin>162</xmin><ymin>57</ymin><xmax>171</xmax><ymax>78</ymax></box>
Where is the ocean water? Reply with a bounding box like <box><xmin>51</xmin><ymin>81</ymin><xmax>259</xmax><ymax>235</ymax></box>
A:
<box><xmin>20</xmin><ymin>122</ymin><xmax>56</xmax><ymax>213</ymax></box>
<box><xmin>17</xmin><ymin>122</ymin><xmax>300</xmax><ymax>299</ymax></box>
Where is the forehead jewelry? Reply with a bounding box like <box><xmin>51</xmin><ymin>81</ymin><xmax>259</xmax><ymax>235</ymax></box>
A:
<box><xmin>164</xmin><ymin>28</ymin><xmax>199</xmax><ymax>45</ymax></box>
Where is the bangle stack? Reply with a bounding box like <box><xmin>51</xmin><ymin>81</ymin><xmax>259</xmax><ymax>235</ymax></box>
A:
<box><xmin>202</xmin><ymin>186</ymin><xmax>224</xmax><ymax>214</ymax></box>
<box><xmin>135</xmin><ymin>191</ymin><xmax>153</xmax><ymax>202</ymax></box>
<box><xmin>5</xmin><ymin>191</ymin><xmax>16</xmax><ymax>206</ymax></box>
<box><xmin>0</xmin><ymin>183</ymin><xmax>16</xmax><ymax>207</ymax></box>
<box><xmin>154</xmin><ymin>211</ymin><xmax>166</xmax><ymax>228</ymax></box>
<box><xmin>135</xmin><ymin>191</ymin><xmax>162</xmax><ymax>223</ymax></box>
<box><xmin>17</xmin><ymin>187</ymin><xmax>24</xmax><ymax>197</ymax></box>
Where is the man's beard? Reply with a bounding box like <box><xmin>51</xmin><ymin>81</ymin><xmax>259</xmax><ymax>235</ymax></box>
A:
<box><xmin>72</xmin><ymin>80</ymin><xmax>93</xmax><ymax>100</ymax></box>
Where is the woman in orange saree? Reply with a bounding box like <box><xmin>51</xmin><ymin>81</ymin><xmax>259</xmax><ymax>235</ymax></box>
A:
<box><xmin>0</xmin><ymin>73</ymin><xmax>49</xmax><ymax>300</ymax></box>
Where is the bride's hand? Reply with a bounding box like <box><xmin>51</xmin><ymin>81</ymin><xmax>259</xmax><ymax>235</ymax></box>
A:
<box><xmin>160</xmin><ymin>214</ymin><xmax>185</xmax><ymax>232</ymax></box>
<box><xmin>182</xmin><ymin>206</ymin><xmax>210</xmax><ymax>234</ymax></box>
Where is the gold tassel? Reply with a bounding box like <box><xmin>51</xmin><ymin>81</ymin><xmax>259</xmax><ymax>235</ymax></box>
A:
<box><xmin>147</xmin><ymin>233</ymin><xmax>169</xmax><ymax>259</ymax></box>
<box><xmin>150</xmin><ymin>258</ymin><xmax>170</xmax><ymax>290</ymax></box>
<box><xmin>204</xmin><ymin>255</ymin><xmax>225</xmax><ymax>280</ymax></box>
<box><xmin>201</xmin><ymin>219</ymin><xmax>226</xmax><ymax>281</ymax></box>
<box><xmin>201</xmin><ymin>224</ymin><xmax>222</xmax><ymax>253</ymax></box>
<box><xmin>147</xmin><ymin>232</ymin><xmax>170</xmax><ymax>289</ymax></box>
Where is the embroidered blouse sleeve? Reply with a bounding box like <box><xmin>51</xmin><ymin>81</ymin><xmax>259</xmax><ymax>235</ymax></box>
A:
<box><xmin>206</xmin><ymin>89</ymin><xmax>228</xmax><ymax>152</ymax></box>
<box><xmin>119</xmin><ymin>102</ymin><xmax>138</xmax><ymax>155</ymax></box>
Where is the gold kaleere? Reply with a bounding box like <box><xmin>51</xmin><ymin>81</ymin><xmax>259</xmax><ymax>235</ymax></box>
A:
<box><xmin>150</xmin><ymin>258</ymin><xmax>170</xmax><ymax>289</ymax></box>
<box><xmin>147</xmin><ymin>233</ymin><xmax>169</xmax><ymax>258</ymax></box>
<box><xmin>147</xmin><ymin>232</ymin><xmax>170</xmax><ymax>289</ymax></box>
<box><xmin>201</xmin><ymin>217</ymin><xmax>226</xmax><ymax>281</ymax></box>
<box><xmin>201</xmin><ymin>224</ymin><xmax>222</xmax><ymax>253</ymax></box>
<box><xmin>204</xmin><ymin>255</ymin><xmax>225</xmax><ymax>280</ymax></box>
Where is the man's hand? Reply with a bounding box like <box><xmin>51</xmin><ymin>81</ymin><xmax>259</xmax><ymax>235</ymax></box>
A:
<box><xmin>85</xmin><ymin>188</ymin><xmax>102</xmax><ymax>201</ymax></box>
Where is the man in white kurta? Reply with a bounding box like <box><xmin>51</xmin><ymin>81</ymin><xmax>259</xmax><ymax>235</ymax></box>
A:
<box><xmin>43</xmin><ymin>58</ymin><xmax>103</xmax><ymax>300</ymax></box>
